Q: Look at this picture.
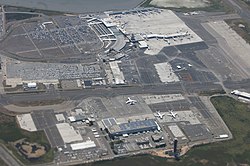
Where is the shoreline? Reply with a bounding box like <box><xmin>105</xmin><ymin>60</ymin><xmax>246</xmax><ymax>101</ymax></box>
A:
<box><xmin>0</xmin><ymin>0</ymin><xmax>145</xmax><ymax>14</ymax></box>
<box><xmin>147</xmin><ymin>145</ymin><xmax>190</xmax><ymax>159</ymax></box>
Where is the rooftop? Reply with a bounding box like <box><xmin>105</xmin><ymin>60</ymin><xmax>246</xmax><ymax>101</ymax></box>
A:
<box><xmin>16</xmin><ymin>114</ymin><xmax>37</xmax><ymax>132</ymax></box>
<box><xmin>56</xmin><ymin>123</ymin><xmax>83</xmax><ymax>143</ymax></box>
<box><xmin>106</xmin><ymin>119</ymin><xmax>158</xmax><ymax>135</ymax></box>
<box><xmin>70</xmin><ymin>140</ymin><xmax>96</xmax><ymax>151</ymax></box>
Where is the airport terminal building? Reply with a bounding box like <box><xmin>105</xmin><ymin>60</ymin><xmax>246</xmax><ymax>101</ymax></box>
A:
<box><xmin>102</xmin><ymin>118</ymin><xmax>159</xmax><ymax>138</ymax></box>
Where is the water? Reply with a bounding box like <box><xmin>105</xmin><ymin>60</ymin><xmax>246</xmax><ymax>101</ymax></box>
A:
<box><xmin>0</xmin><ymin>0</ymin><xmax>145</xmax><ymax>13</ymax></box>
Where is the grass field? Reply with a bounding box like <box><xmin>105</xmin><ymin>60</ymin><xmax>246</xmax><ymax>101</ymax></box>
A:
<box><xmin>0</xmin><ymin>111</ymin><xmax>54</xmax><ymax>165</ymax></box>
<box><xmin>225</xmin><ymin>19</ymin><xmax>250</xmax><ymax>44</ymax></box>
<box><xmin>89</xmin><ymin>96</ymin><xmax>250</xmax><ymax>166</ymax></box>
<box><xmin>141</xmin><ymin>0</ymin><xmax>232</xmax><ymax>12</ymax></box>
<box><xmin>198</xmin><ymin>89</ymin><xmax>226</xmax><ymax>96</ymax></box>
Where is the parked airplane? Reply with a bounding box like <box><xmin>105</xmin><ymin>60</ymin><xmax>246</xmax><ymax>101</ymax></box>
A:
<box><xmin>126</xmin><ymin>97</ymin><xmax>137</xmax><ymax>105</ymax></box>
<box><xmin>154</xmin><ymin>111</ymin><xmax>165</xmax><ymax>119</ymax></box>
<box><xmin>167</xmin><ymin>110</ymin><xmax>177</xmax><ymax>118</ymax></box>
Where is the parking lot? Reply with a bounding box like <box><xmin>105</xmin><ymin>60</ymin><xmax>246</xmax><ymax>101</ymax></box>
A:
<box><xmin>1</xmin><ymin>15</ymin><xmax>103</xmax><ymax>62</ymax></box>
<box><xmin>119</xmin><ymin>58</ymin><xmax>142</xmax><ymax>85</ymax></box>
<box><xmin>55</xmin><ymin>147</ymin><xmax>109</xmax><ymax>164</ymax></box>
<box><xmin>6</xmin><ymin>61</ymin><xmax>103</xmax><ymax>82</ymax></box>
<box><xmin>180</xmin><ymin>124</ymin><xmax>213</xmax><ymax>141</ymax></box>
<box><xmin>135</xmin><ymin>56</ymin><xmax>163</xmax><ymax>85</ymax></box>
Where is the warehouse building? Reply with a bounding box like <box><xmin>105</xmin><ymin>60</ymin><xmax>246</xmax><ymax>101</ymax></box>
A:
<box><xmin>70</xmin><ymin>140</ymin><xmax>96</xmax><ymax>151</ymax></box>
<box><xmin>102</xmin><ymin>118</ymin><xmax>159</xmax><ymax>138</ymax></box>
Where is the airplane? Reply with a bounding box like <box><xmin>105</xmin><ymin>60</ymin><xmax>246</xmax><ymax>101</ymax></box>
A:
<box><xmin>154</xmin><ymin>111</ymin><xmax>165</xmax><ymax>119</ymax></box>
<box><xmin>167</xmin><ymin>110</ymin><xmax>178</xmax><ymax>119</ymax></box>
<box><xmin>126</xmin><ymin>97</ymin><xmax>137</xmax><ymax>105</ymax></box>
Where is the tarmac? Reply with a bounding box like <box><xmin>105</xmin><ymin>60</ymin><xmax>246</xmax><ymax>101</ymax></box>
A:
<box><xmin>0</xmin><ymin>5</ymin><xmax>247</xmax><ymax>166</ymax></box>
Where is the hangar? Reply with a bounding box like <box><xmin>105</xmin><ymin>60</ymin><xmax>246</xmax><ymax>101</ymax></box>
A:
<box><xmin>102</xmin><ymin>118</ymin><xmax>159</xmax><ymax>138</ymax></box>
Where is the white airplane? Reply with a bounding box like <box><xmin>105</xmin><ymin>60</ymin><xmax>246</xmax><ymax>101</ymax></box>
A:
<box><xmin>126</xmin><ymin>97</ymin><xmax>137</xmax><ymax>105</ymax></box>
<box><xmin>167</xmin><ymin>110</ymin><xmax>178</xmax><ymax>119</ymax></box>
<box><xmin>154</xmin><ymin>111</ymin><xmax>165</xmax><ymax>119</ymax></box>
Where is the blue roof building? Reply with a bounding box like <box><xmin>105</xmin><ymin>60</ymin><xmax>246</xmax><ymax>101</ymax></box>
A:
<box><xmin>102</xmin><ymin>118</ymin><xmax>158</xmax><ymax>138</ymax></box>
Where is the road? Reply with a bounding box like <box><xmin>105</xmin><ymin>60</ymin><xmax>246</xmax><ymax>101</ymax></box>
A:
<box><xmin>0</xmin><ymin>146</ymin><xmax>20</xmax><ymax>166</ymax></box>
<box><xmin>223</xmin><ymin>79</ymin><xmax>250</xmax><ymax>90</ymax></box>
<box><xmin>1</xmin><ymin>5</ymin><xmax>6</xmax><ymax>36</ymax></box>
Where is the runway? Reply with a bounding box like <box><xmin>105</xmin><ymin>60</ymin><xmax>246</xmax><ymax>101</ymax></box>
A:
<box><xmin>0</xmin><ymin>82</ymin><xmax>223</xmax><ymax>106</ymax></box>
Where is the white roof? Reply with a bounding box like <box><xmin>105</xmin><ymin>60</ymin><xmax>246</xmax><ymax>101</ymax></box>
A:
<box><xmin>138</xmin><ymin>41</ymin><xmax>148</xmax><ymax>48</ymax></box>
<box><xmin>101</xmin><ymin>18</ymin><xmax>116</xmax><ymax>27</ymax></box>
<box><xmin>27</xmin><ymin>82</ymin><xmax>37</xmax><ymax>88</ymax></box>
<box><xmin>55</xmin><ymin>114</ymin><xmax>65</xmax><ymax>122</ymax></box>
<box><xmin>109</xmin><ymin>61</ymin><xmax>125</xmax><ymax>85</ymax></box>
<box><xmin>16</xmin><ymin>114</ymin><xmax>37</xmax><ymax>131</ymax></box>
<box><xmin>70</xmin><ymin>140</ymin><xmax>96</xmax><ymax>150</ymax></box>
<box><xmin>56</xmin><ymin>123</ymin><xmax>83</xmax><ymax>143</ymax></box>
<box><xmin>154</xmin><ymin>62</ymin><xmax>179</xmax><ymax>83</ymax></box>
<box><xmin>219</xmin><ymin>134</ymin><xmax>229</xmax><ymax>138</ymax></box>
<box><xmin>144</xmin><ymin>32</ymin><xmax>187</xmax><ymax>39</ymax></box>
<box><xmin>168</xmin><ymin>125</ymin><xmax>185</xmax><ymax>138</ymax></box>
<box><xmin>75</xmin><ymin>108</ymin><xmax>84</xmax><ymax>115</ymax></box>
<box><xmin>232</xmin><ymin>90</ymin><xmax>250</xmax><ymax>98</ymax></box>
<box><xmin>68</xmin><ymin>116</ymin><xmax>76</xmax><ymax>122</ymax></box>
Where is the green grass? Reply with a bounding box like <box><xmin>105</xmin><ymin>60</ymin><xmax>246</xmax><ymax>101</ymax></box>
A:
<box><xmin>0</xmin><ymin>112</ymin><xmax>54</xmax><ymax>165</ymax></box>
<box><xmin>141</xmin><ymin>0</ymin><xmax>232</xmax><ymax>13</ymax></box>
<box><xmin>198</xmin><ymin>89</ymin><xmax>226</xmax><ymax>96</ymax></box>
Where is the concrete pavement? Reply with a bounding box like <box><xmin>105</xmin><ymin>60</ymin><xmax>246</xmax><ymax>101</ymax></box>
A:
<box><xmin>223</xmin><ymin>0</ymin><xmax>250</xmax><ymax>22</ymax></box>
<box><xmin>0</xmin><ymin>145</ymin><xmax>21</xmax><ymax>166</ymax></box>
